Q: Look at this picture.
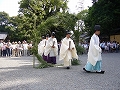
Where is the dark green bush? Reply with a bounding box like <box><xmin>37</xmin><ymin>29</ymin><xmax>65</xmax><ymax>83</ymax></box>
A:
<box><xmin>76</xmin><ymin>45</ymin><xmax>85</xmax><ymax>55</ymax></box>
<box><xmin>71</xmin><ymin>58</ymin><xmax>80</xmax><ymax>65</ymax></box>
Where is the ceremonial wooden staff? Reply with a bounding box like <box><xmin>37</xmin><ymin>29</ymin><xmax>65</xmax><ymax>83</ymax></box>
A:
<box><xmin>69</xmin><ymin>41</ymin><xmax>71</xmax><ymax>67</ymax></box>
<box><xmin>45</xmin><ymin>41</ymin><xmax>46</xmax><ymax>47</ymax></box>
<box><xmin>69</xmin><ymin>41</ymin><xmax>71</xmax><ymax>49</ymax></box>
<box><xmin>53</xmin><ymin>41</ymin><xmax>55</xmax><ymax>47</ymax></box>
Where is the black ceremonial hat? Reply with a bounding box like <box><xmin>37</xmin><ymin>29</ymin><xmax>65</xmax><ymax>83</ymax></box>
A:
<box><xmin>51</xmin><ymin>32</ymin><xmax>55</xmax><ymax>36</ymax></box>
<box><xmin>94</xmin><ymin>25</ymin><xmax>101</xmax><ymax>31</ymax></box>
<box><xmin>42</xmin><ymin>36</ymin><xmax>45</xmax><ymax>39</ymax></box>
<box><xmin>46</xmin><ymin>34</ymin><xmax>49</xmax><ymax>37</ymax></box>
<box><xmin>66</xmin><ymin>31</ymin><xmax>71</xmax><ymax>35</ymax></box>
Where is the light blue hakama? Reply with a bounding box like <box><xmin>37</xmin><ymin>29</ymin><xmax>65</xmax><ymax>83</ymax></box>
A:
<box><xmin>85</xmin><ymin>61</ymin><xmax>102</xmax><ymax>72</ymax></box>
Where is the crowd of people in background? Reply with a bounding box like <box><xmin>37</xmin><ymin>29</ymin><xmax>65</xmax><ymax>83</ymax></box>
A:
<box><xmin>100</xmin><ymin>41</ymin><xmax>120</xmax><ymax>53</ymax></box>
<box><xmin>81</xmin><ymin>41</ymin><xmax>120</xmax><ymax>54</ymax></box>
<box><xmin>0</xmin><ymin>40</ymin><xmax>33</xmax><ymax>57</ymax></box>
<box><xmin>0</xmin><ymin>38</ymin><xmax>120</xmax><ymax>58</ymax></box>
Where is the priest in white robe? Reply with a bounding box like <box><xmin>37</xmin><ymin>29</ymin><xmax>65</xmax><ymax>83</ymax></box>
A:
<box><xmin>43</xmin><ymin>34</ymin><xmax>49</xmax><ymax>62</ymax></box>
<box><xmin>38</xmin><ymin>36</ymin><xmax>45</xmax><ymax>56</ymax></box>
<box><xmin>59</xmin><ymin>32</ymin><xmax>78</xmax><ymax>69</ymax></box>
<box><xmin>38</xmin><ymin>35</ymin><xmax>49</xmax><ymax>62</ymax></box>
<box><xmin>44</xmin><ymin>32</ymin><xmax>58</xmax><ymax>64</ymax></box>
<box><xmin>83</xmin><ymin>25</ymin><xmax>105</xmax><ymax>74</ymax></box>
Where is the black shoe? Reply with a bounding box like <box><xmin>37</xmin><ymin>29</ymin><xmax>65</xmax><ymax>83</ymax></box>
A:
<box><xmin>96</xmin><ymin>71</ymin><xmax>105</xmax><ymax>74</ymax></box>
<box><xmin>66</xmin><ymin>67</ymin><xmax>70</xmax><ymax>69</ymax></box>
<box><xmin>83</xmin><ymin>68</ymin><xmax>91</xmax><ymax>73</ymax></box>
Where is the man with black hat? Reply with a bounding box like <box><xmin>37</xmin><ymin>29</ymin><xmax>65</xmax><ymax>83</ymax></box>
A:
<box><xmin>42</xmin><ymin>34</ymin><xmax>49</xmax><ymax>62</ymax></box>
<box><xmin>44</xmin><ymin>32</ymin><xmax>58</xmax><ymax>64</ymax></box>
<box><xmin>83</xmin><ymin>25</ymin><xmax>105</xmax><ymax>74</ymax></box>
<box><xmin>59</xmin><ymin>31</ymin><xmax>78</xmax><ymax>69</ymax></box>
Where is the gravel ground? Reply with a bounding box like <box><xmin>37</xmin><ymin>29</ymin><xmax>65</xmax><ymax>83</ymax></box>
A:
<box><xmin>0</xmin><ymin>53</ymin><xmax>120</xmax><ymax>90</ymax></box>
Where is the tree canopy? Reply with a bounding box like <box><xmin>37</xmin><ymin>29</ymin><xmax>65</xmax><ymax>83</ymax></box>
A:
<box><xmin>17</xmin><ymin>0</ymin><xmax>69</xmax><ymax>41</ymax></box>
<box><xmin>84</xmin><ymin>0</ymin><xmax>120</xmax><ymax>39</ymax></box>
<box><xmin>0</xmin><ymin>12</ymin><xmax>9</xmax><ymax>33</ymax></box>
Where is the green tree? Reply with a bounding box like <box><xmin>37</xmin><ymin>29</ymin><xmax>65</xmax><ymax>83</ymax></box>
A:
<box><xmin>50</xmin><ymin>12</ymin><xmax>78</xmax><ymax>42</ymax></box>
<box><xmin>6</xmin><ymin>16</ymin><xmax>23</xmax><ymax>41</ymax></box>
<box><xmin>18</xmin><ymin>0</ymin><xmax>68</xmax><ymax>40</ymax></box>
<box><xmin>18</xmin><ymin>0</ymin><xmax>68</xmax><ymax>68</ymax></box>
<box><xmin>85</xmin><ymin>0</ymin><xmax>120</xmax><ymax>39</ymax></box>
<box><xmin>0</xmin><ymin>12</ymin><xmax>10</xmax><ymax>39</ymax></box>
<box><xmin>74</xmin><ymin>10</ymin><xmax>88</xmax><ymax>44</ymax></box>
<box><xmin>0</xmin><ymin>12</ymin><xmax>19</xmax><ymax>41</ymax></box>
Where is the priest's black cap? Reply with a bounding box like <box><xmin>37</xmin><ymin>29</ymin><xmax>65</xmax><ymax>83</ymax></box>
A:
<box><xmin>51</xmin><ymin>32</ymin><xmax>55</xmax><ymax>36</ymax></box>
<box><xmin>42</xmin><ymin>36</ymin><xmax>45</xmax><ymax>39</ymax></box>
<box><xmin>66</xmin><ymin>31</ymin><xmax>71</xmax><ymax>35</ymax></box>
<box><xmin>46</xmin><ymin>34</ymin><xmax>49</xmax><ymax>37</ymax></box>
<box><xmin>94</xmin><ymin>25</ymin><xmax>101</xmax><ymax>31</ymax></box>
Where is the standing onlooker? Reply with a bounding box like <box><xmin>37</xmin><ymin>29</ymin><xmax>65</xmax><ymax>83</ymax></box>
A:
<box><xmin>82</xmin><ymin>42</ymin><xmax>88</xmax><ymax>54</ymax></box>
<box><xmin>116</xmin><ymin>42</ymin><xmax>120</xmax><ymax>53</ymax></box>
<box><xmin>110</xmin><ymin>41</ymin><xmax>114</xmax><ymax>53</ymax></box>
<box><xmin>15</xmin><ymin>42</ymin><xmax>19</xmax><ymax>56</ymax></box>
<box><xmin>6</xmin><ymin>40</ymin><xmax>12</xmax><ymax>57</ymax></box>
<box><xmin>18</xmin><ymin>41</ymin><xmax>23</xmax><ymax>57</ymax></box>
<box><xmin>0</xmin><ymin>40</ymin><xmax>3</xmax><ymax>57</ymax></box>
<box><xmin>2</xmin><ymin>42</ymin><xmax>7</xmax><ymax>57</ymax></box>
<box><xmin>23</xmin><ymin>41</ymin><xmax>28</xmax><ymax>56</ymax></box>
<box><xmin>100</xmin><ymin>41</ymin><xmax>105</xmax><ymax>52</ymax></box>
<box><xmin>104</xmin><ymin>42</ymin><xmax>109</xmax><ymax>53</ymax></box>
<box><xmin>11</xmin><ymin>42</ymin><xmax>16</xmax><ymax>57</ymax></box>
<box><xmin>107</xmin><ymin>41</ymin><xmax>110</xmax><ymax>52</ymax></box>
<box><xmin>28</xmin><ymin>41</ymin><xmax>33</xmax><ymax>56</ymax></box>
<box><xmin>113</xmin><ymin>41</ymin><xmax>116</xmax><ymax>52</ymax></box>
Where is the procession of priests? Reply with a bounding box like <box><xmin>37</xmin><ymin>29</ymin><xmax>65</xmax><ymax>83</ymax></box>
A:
<box><xmin>38</xmin><ymin>27</ymin><xmax>105</xmax><ymax>73</ymax></box>
<box><xmin>38</xmin><ymin>32</ymin><xmax>58</xmax><ymax>64</ymax></box>
<box><xmin>38</xmin><ymin>31</ymin><xmax>78</xmax><ymax>69</ymax></box>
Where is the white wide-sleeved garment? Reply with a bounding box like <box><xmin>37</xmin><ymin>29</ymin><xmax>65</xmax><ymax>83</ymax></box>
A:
<box><xmin>59</xmin><ymin>37</ymin><xmax>78</xmax><ymax>66</ymax></box>
<box><xmin>38</xmin><ymin>39</ymin><xmax>46</xmax><ymax>56</ymax></box>
<box><xmin>88</xmin><ymin>34</ymin><xmax>102</xmax><ymax>66</ymax></box>
<box><xmin>44</xmin><ymin>37</ymin><xmax>58</xmax><ymax>57</ymax></box>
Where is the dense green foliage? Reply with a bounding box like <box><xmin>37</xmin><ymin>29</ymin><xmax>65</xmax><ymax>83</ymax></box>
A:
<box><xmin>71</xmin><ymin>58</ymin><xmax>80</xmax><ymax>65</ymax></box>
<box><xmin>76</xmin><ymin>45</ymin><xmax>85</xmax><ymax>55</ymax></box>
<box><xmin>84</xmin><ymin>0</ymin><xmax>120</xmax><ymax>39</ymax></box>
<box><xmin>1</xmin><ymin>0</ymin><xmax>120</xmax><ymax>42</ymax></box>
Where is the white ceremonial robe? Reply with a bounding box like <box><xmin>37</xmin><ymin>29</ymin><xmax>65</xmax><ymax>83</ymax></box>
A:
<box><xmin>38</xmin><ymin>39</ymin><xmax>46</xmax><ymax>56</ymax></box>
<box><xmin>44</xmin><ymin>37</ymin><xmax>58</xmax><ymax>57</ymax></box>
<box><xmin>59</xmin><ymin>37</ymin><xmax>78</xmax><ymax>66</ymax></box>
<box><xmin>88</xmin><ymin>34</ymin><xmax>102</xmax><ymax>66</ymax></box>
